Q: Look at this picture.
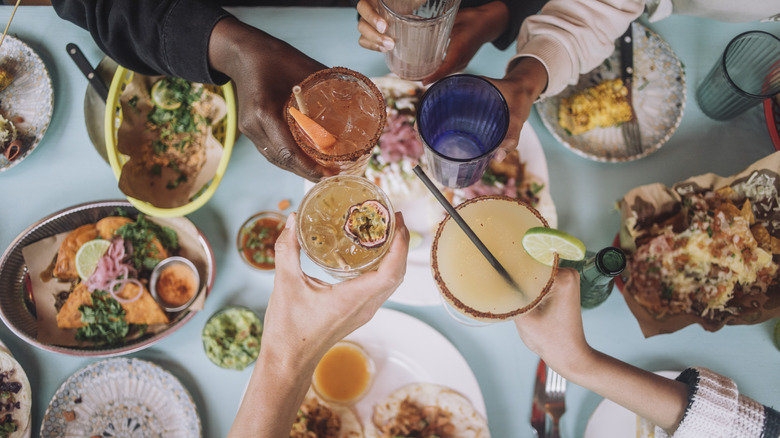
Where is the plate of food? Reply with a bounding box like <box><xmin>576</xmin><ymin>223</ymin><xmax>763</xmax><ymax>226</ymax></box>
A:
<box><xmin>615</xmin><ymin>152</ymin><xmax>780</xmax><ymax>337</ymax></box>
<box><xmin>0</xmin><ymin>338</ymin><xmax>32</xmax><ymax>438</ymax></box>
<box><xmin>105</xmin><ymin>67</ymin><xmax>237</xmax><ymax>217</ymax></box>
<box><xmin>0</xmin><ymin>34</ymin><xmax>54</xmax><ymax>172</ymax></box>
<box><xmin>584</xmin><ymin>370</ymin><xmax>680</xmax><ymax>438</ymax></box>
<box><xmin>255</xmin><ymin>307</ymin><xmax>489</xmax><ymax>436</ymax></box>
<box><xmin>536</xmin><ymin>22</ymin><xmax>686</xmax><ymax>162</ymax></box>
<box><xmin>40</xmin><ymin>357</ymin><xmax>201</xmax><ymax>437</ymax></box>
<box><xmin>0</xmin><ymin>200</ymin><xmax>215</xmax><ymax>356</ymax></box>
<box><xmin>365</xmin><ymin>75</ymin><xmax>556</xmax><ymax>306</ymax></box>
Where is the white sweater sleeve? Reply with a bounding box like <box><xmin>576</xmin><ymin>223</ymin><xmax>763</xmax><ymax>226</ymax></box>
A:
<box><xmin>508</xmin><ymin>0</ymin><xmax>644</xmax><ymax>98</ymax></box>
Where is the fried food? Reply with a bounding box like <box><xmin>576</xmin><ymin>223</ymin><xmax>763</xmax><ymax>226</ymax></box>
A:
<box><xmin>53</xmin><ymin>224</ymin><xmax>99</xmax><ymax>281</ymax></box>
<box><xmin>56</xmin><ymin>282</ymin><xmax>169</xmax><ymax>329</ymax></box>
<box><xmin>559</xmin><ymin>78</ymin><xmax>632</xmax><ymax>135</ymax></box>
<box><xmin>96</xmin><ymin>216</ymin><xmax>133</xmax><ymax>239</ymax></box>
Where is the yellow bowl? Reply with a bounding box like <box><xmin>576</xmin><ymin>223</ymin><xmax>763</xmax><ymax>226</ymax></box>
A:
<box><xmin>104</xmin><ymin>66</ymin><xmax>237</xmax><ymax>218</ymax></box>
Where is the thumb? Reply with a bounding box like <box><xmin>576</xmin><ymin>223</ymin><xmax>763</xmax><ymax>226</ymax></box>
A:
<box><xmin>273</xmin><ymin>213</ymin><xmax>304</xmax><ymax>276</ymax></box>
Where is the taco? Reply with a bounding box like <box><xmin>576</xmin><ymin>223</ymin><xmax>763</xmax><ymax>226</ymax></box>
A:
<box><xmin>290</xmin><ymin>388</ymin><xmax>363</xmax><ymax>438</ymax></box>
<box><xmin>0</xmin><ymin>351</ymin><xmax>31</xmax><ymax>438</ymax></box>
<box><xmin>365</xmin><ymin>383</ymin><xmax>489</xmax><ymax>438</ymax></box>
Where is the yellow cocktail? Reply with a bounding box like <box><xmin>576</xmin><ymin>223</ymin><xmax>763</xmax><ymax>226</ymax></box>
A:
<box><xmin>431</xmin><ymin>195</ymin><xmax>557</xmax><ymax>322</ymax></box>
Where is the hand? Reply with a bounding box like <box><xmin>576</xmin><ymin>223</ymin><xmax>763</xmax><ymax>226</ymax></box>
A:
<box><xmin>422</xmin><ymin>2</ymin><xmax>510</xmax><ymax>85</ymax></box>
<box><xmin>263</xmin><ymin>212</ymin><xmax>410</xmax><ymax>368</ymax></box>
<box><xmin>208</xmin><ymin>17</ymin><xmax>329</xmax><ymax>181</ymax></box>
<box><xmin>357</xmin><ymin>0</ymin><xmax>395</xmax><ymax>53</ymax></box>
<box><xmin>484</xmin><ymin>57</ymin><xmax>548</xmax><ymax>161</ymax></box>
<box><xmin>513</xmin><ymin>268</ymin><xmax>593</xmax><ymax>374</ymax></box>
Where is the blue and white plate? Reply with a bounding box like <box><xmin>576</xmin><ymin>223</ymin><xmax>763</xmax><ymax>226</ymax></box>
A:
<box><xmin>0</xmin><ymin>35</ymin><xmax>53</xmax><ymax>172</ymax></box>
<box><xmin>40</xmin><ymin>358</ymin><xmax>201</xmax><ymax>437</ymax></box>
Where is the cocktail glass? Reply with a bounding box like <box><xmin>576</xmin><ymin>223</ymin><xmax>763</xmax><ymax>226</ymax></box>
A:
<box><xmin>379</xmin><ymin>0</ymin><xmax>461</xmax><ymax>81</ymax></box>
<box><xmin>297</xmin><ymin>175</ymin><xmax>395</xmax><ymax>280</ymax></box>
<box><xmin>431</xmin><ymin>195</ymin><xmax>557</xmax><ymax>324</ymax></box>
<box><xmin>417</xmin><ymin>74</ymin><xmax>509</xmax><ymax>188</ymax></box>
<box><xmin>285</xmin><ymin>67</ymin><xmax>386</xmax><ymax>176</ymax></box>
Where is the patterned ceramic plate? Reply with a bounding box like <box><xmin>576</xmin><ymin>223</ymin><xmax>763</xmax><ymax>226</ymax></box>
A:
<box><xmin>0</xmin><ymin>35</ymin><xmax>54</xmax><ymax>171</ymax></box>
<box><xmin>536</xmin><ymin>22</ymin><xmax>686</xmax><ymax>162</ymax></box>
<box><xmin>40</xmin><ymin>358</ymin><xmax>201</xmax><ymax>437</ymax></box>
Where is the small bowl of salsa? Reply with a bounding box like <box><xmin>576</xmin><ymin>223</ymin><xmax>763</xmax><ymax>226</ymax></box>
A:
<box><xmin>149</xmin><ymin>256</ymin><xmax>200</xmax><ymax>312</ymax></box>
<box><xmin>237</xmin><ymin>211</ymin><xmax>286</xmax><ymax>270</ymax></box>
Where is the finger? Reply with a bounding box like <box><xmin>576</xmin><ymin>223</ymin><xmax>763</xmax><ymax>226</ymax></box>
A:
<box><xmin>357</xmin><ymin>0</ymin><xmax>388</xmax><ymax>34</ymax></box>
<box><xmin>273</xmin><ymin>213</ymin><xmax>304</xmax><ymax>279</ymax></box>
<box><xmin>357</xmin><ymin>20</ymin><xmax>394</xmax><ymax>52</ymax></box>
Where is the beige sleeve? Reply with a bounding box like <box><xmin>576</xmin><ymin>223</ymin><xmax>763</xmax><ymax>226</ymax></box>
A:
<box><xmin>508</xmin><ymin>0</ymin><xmax>645</xmax><ymax>98</ymax></box>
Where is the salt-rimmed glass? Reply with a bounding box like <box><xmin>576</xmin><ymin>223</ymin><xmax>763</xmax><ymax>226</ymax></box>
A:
<box><xmin>285</xmin><ymin>67</ymin><xmax>386</xmax><ymax>175</ymax></box>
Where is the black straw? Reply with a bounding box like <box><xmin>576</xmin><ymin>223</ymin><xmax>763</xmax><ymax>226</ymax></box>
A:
<box><xmin>413</xmin><ymin>165</ymin><xmax>521</xmax><ymax>291</ymax></box>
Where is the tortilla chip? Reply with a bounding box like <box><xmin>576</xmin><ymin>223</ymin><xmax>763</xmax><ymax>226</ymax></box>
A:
<box><xmin>741</xmin><ymin>199</ymin><xmax>755</xmax><ymax>225</ymax></box>
<box><xmin>715</xmin><ymin>185</ymin><xmax>737</xmax><ymax>200</ymax></box>
<box><xmin>56</xmin><ymin>283</ymin><xmax>91</xmax><ymax>329</ymax></box>
<box><xmin>715</xmin><ymin>202</ymin><xmax>742</xmax><ymax>221</ymax></box>
<box><xmin>751</xmin><ymin>224</ymin><xmax>772</xmax><ymax>252</ymax></box>
<box><xmin>96</xmin><ymin>216</ymin><xmax>133</xmax><ymax>239</ymax></box>
<box><xmin>53</xmin><ymin>224</ymin><xmax>98</xmax><ymax>281</ymax></box>
<box><xmin>117</xmin><ymin>283</ymin><xmax>169</xmax><ymax>325</ymax></box>
<box><xmin>771</xmin><ymin>236</ymin><xmax>780</xmax><ymax>255</ymax></box>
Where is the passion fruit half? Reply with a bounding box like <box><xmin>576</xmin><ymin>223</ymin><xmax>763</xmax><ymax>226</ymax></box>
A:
<box><xmin>344</xmin><ymin>200</ymin><xmax>390</xmax><ymax>249</ymax></box>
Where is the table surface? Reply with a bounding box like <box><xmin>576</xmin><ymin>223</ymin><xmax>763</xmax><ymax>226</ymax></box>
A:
<box><xmin>1</xmin><ymin>6</ymin><xmax>778</xmax><ymax>438</ymax></box>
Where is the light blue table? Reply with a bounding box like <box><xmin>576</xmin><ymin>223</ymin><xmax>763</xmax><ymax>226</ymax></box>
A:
<box><xmin>0</xmin><ymin>6</ymin><xmax>778</xmax><ymax>438</ymax></box>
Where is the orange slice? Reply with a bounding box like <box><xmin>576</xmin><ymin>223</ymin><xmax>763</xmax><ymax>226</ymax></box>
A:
<box><xmin>288</xmin><ymin>107</ymin><xmax>337</xmax><ymax>152</ymax></box>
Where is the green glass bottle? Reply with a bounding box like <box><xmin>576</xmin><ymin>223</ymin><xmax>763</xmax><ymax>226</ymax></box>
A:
<box><xmin>560</xmin><ymin>246</ymin><xmax>626</xmax><ymax>309</ymax></box>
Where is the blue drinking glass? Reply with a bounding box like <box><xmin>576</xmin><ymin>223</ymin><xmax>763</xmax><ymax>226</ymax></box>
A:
<box><xmin>417</xmin><ymin>74</ymin><xmax>509</xmax><ymax>188</ymax></box>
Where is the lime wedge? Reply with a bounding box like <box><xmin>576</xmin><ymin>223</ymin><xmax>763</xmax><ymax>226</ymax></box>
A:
<box><xmin>151</xmin><ymin>79</ymin><xmax>182</xmax><ymax>110</ymax></box>
<box><xmin>521</xmin><ymin>227</ymin><xmax>586</xmax><ymax>267</ymax></box>
<box><xmin>75</xmin><ymin>239</ymin><xmax>112</xmax><ymax>281</ymax></box>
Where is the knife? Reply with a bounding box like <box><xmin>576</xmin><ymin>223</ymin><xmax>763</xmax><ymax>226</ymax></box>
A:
<box><xmin>619</xmin><ymin>23</ymin><xmax>643</xmax><ymax>155</ymax></box>
<box><xmin>66</xmin><ymin>42</ymin><xmax>109</xmax><ymax>102</ymax></box>
<box><xmin>531</xmin><ymin>358</ymin><xmax>547</xmax><ymax>438</ymax></box>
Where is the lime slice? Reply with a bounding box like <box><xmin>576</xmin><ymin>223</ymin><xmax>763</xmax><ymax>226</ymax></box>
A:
<box><xmin>521</xmin><ymin>227</ymin><xmax>586</xmax><ymax>267</ymax></box>
<box><xmin>408</xmin><ymin>231</ymin><xmax>423</xmax><ymax>250</ymax></box>
<box><xmin>75</xmin><ymin>239</ymin><xmax>112</xmax><ymax>281</ymax></box>
<box><xmin>151</xmin><ymin>79</ymin><xmax>182</xmax><ymax>110</ymax></box>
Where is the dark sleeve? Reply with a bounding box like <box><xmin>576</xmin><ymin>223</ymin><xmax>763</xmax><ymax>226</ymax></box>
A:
<box><xmin>51</xmin><ymin>0</ymin><xmax>232</xmax><ymax>84</ymax></box>
<box><xmin>491</xmin><ymin>0</ymin><xmax>548</xmax><ymax>50</ymax></box>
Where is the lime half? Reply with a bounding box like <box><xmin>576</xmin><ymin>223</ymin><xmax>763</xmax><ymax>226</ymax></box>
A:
<box><xmin>151</xmin><ymin>79</ymin><xmax>182</xmax><ymax>110</ymax></box>
<box><xmin>521</xmin><ymin>227</ymin><xmax>586</xmax><ymax>267</ymax></box>
<box><xmin>75</xmin><ymin>239</ymin><xmax>111</xmax><ymax>281</ymax></box>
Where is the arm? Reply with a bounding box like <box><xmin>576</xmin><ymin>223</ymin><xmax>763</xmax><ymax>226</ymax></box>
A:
<box><xmin>228</xmin><ymin>212</ymin><xmax>410</xmax><ymax>437</ymax></box>
<box><xmin>514</xmin><ymin>269</ymin><xmax>689</xmax><ymax>433</ymax></box>
<box><xmin>510</xmin><ymin>0</ymin><xmax>644</xmax><ymax>98</ymax></box>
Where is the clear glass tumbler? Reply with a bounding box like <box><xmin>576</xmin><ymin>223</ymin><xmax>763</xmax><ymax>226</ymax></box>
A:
<box><xmin>417</xmin><ymin>74</ymin><xmax>509</xmax><ymax>188</ymax></box>
<box><xmin>696</xmin><ymin>31</ymin><xmax>780</xmax><ymax>121</ymax></box>
<box><xmin>379</xmin><ymin>0</ymin><xmax>461</xmax><ymax>81</ymax></box>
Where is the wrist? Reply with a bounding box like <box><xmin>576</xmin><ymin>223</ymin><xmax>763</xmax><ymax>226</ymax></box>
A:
<box><xmin>504</xmin><ymin>57</ymin><xmax>548</xmax><ymax>101</ymax></box>
<box><xmin>207</xmin><ymin>17</ymin><xmax>278</xmax><ymax>81</ymax></box>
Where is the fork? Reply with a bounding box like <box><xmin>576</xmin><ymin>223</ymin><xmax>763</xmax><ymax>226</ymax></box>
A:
<box><xmin>544</xmin><ymin>367</ymin><xmax>567</xmax><ymax>438</ymax></box>
<box><xmin>622</xmin><ymin>114</ymin><xmax>643</xmax><ymax>156</ymax></box>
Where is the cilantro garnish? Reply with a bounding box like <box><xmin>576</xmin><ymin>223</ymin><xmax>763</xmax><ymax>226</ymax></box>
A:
<box><xmin>115</xmin><ymin>214</ymin><xmax>179</xmax><ymax>271</ymax></box>
<box><xmin>76</xmin><ymin>291</ymin><xmax>129</xmax><ymax>346</ymax></box>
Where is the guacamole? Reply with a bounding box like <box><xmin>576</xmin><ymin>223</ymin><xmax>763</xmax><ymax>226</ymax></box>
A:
<box><xmin>202</xmin><ymin>306</ymin><xmax>262</xmax><ymax>370</ymax></box>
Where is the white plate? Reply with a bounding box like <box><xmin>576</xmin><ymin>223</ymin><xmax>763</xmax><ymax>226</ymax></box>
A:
<box><xmin>345</xmin><ymin>307</ymin><xmax>486</xmax><ymax>426</ymax></box>
<box><xmin>583</xmin><ymin>370</ymin><xmax>680</xmax><ymax>438</ymax></box>
<box><xmin>0</xmin><ymin>35</ymin><xmax>54</xmax><ymax>172</ymax></box>
<box><xmin>536</xmin><ymin>22</ymin><xmax>686</xmax><ymax>162</ymax></box>
<box><xmin>40</xmin><ymin>357</ymin><xmax>201</xmax><ymax>437</ymax></box>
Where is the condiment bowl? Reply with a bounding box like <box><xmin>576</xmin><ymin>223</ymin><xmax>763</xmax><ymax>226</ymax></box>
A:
<box><xmin>236</xmin><ymin>211</ymin><xmax>286</xmax><ymax>271</ymax></box>
<box><xmin>149</xmin><ymin>256</ymin><xmax>201</xmax><ymax>313</ymax></box>
<box><xmin>202</xmin><ymin>306</ymin><xmax>263</xmax><ymax>370</ymax></box>
<box><xmin>312</xmin><ymin>340</ymin><xmax>375</xmax><ymax>405</ymax></box>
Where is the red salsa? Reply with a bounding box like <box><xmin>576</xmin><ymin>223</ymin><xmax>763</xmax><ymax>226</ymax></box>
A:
<box><xmin>240</xmin><ymin>216</ymin><xmax>284</xmax><ymax>270</ymax></box>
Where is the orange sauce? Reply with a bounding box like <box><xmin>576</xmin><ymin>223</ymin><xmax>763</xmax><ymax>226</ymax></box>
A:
<box><xmin>156</xmin><ymin>264</ymin><xmax>197</xmax><ymax>307</ymax></box>
<box><xmin>313</xmin><ymin>342</ymin><xmax>373</xmax><ymax>403</ymax></box>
